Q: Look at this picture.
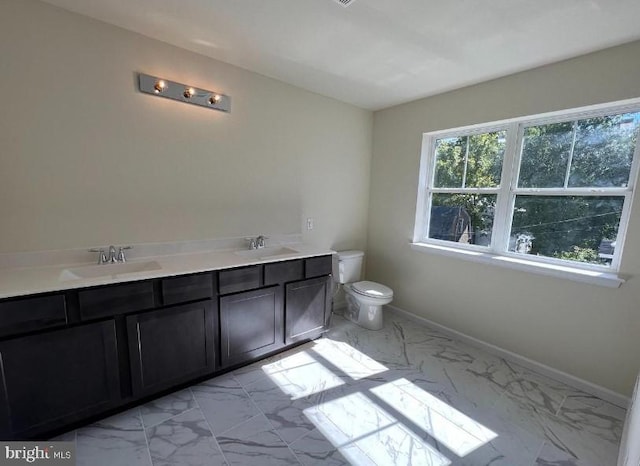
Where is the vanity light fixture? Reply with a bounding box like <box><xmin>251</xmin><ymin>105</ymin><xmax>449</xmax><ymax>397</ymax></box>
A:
<box><xmin>138</xmin><ymin>73</ymin><xmax>231</xmax><ymax>113</ymax></box>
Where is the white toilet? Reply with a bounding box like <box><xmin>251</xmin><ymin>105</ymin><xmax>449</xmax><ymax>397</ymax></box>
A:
<box><xmin>337</xmin><ymin>250</ymin><xmax>393</xmax><ymax>331</ymax></box>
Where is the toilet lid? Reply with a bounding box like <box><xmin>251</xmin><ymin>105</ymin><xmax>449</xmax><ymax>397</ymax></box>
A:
<box><xmin>351</xmin><ymin>281</ymin><xmax>393</xmax><ymax>299</ymax></box>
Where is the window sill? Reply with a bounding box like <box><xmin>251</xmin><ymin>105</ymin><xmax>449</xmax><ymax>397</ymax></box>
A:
<box><xmin>410</xmin><ymin>242</ymin><xmax>624</xmax><ymax>288</ymax></box>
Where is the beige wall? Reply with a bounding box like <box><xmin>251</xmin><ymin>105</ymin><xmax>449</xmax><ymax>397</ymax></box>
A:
<box><xmin>369</xmin><ymin>41</ymin><xmax>640</xmax><ymax>396</ymax></box>
<box><xmin>0</xmin><ymin>0</ymin><xmax>372</xmax><ymax>253</ymax></box>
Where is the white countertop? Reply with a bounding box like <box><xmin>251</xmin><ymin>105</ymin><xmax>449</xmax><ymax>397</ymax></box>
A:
<box><xmin>0</xmin><ymin>242</ymin><xmax>335</xmax><ymax>300</ymax></box>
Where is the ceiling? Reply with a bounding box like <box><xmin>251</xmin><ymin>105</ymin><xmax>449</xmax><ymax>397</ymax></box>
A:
<box><xmin>40</xmin><ymin>0</ymin><xmax>640</xmax><ymax>110</ymax></box>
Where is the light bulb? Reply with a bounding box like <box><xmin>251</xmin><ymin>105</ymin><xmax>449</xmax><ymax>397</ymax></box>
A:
<box><xmin>183</xmin><ymin>87</ymin><xmax>196</xmax><ymax>98</ymax></box>
<box><xmin>154</xmin><ymin>80</ymin><xmax>166</xmax><ymax>93</ymax></box>
<box><xmin>208</xmin><ymin>94</ymin><xmax>222</xmax><ymax>105</ymax></box>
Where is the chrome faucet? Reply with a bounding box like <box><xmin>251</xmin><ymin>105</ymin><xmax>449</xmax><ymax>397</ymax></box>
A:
<box><xmin>89</xmin><ymin>248</ymin><xmax>108</xmax><ymax>265</ymax></box>
<box><xmin>245</xmin><ymin>236</ymin><xmax>268</xmax><ymax>250</ymax></box>
<box><xmin>117</xmin><ymin>246</ymin><xmax>132</xmax><ymax>262</ymax></box>
<box><xmin>89</xmin><ymin>245</ymin><xmax>132</xmax><ymax>264</ymax></box>
<box><xmin>108</xmin><ymin>245</ymin><xmax>118</xmax><ymax>263</ymax></box>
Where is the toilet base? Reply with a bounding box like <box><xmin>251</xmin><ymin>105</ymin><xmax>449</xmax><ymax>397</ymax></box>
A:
<box><xmin>344</xmin><ymin>292</ymin><xmax>385</xmax><ymax>331</ymax></box>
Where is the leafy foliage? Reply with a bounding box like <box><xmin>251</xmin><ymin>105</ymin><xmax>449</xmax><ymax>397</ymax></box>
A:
<box><xmin>432</xmin><ymin>132</ymin><xmax>504</xmax><ymax>243</ymax></box>
<box><xmin>511</xmin><ymin>195</ymin><xmax>623</xmax><ymax>265</ymax></box>
<box><xmin>556</xmin><ymin>246</ymin><xmax>601</xmax><ymax>263</ymax></box>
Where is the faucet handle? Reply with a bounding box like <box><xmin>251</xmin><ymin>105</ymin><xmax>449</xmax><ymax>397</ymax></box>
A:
<box><xmin>245</xmin><ymin>237</ymin><xmax>258</xmax><ymax>250</ymax></box>
<box><xmin>117</xmin><ymin>246</ymin><xmax>132</xmax><ymax>262</ymax></box>
<box><xmin>256</xmin><ymin>235</ymin><xmax>268</xmax><ymax>248</ymax></box>
<box><xmin>89</xmin><ymin>248</ymin><xmax>108</xmax><ymax>265</ymax></box>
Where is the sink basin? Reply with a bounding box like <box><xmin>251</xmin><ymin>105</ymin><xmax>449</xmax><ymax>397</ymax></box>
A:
<box><xmin>234</xmin><ymin>246</ymin><xmax>299</xmax><ymax>260</ymax></box>
<box><xmin>59</xmin><ymin>261</ymin><xmax>162</xmax><ymax>281</ymax></box>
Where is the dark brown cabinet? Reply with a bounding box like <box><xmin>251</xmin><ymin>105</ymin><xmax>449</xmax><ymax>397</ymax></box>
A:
<box><xmin>264</xmin><ymin>260</ymin><xmax>303</xmax><ymax>286</ymax></box>
<box><xmin>127</xmin><ymin>301</ymin><xmax>216</xmax><ymax>396</ymax></box>
<box><xmin>305</xmin><ymin>255</ymin><xmax>332</xmax><ymax>278</ymax></box>
<box><xmin>161</xmin><ymin>273</ymin><xmax>214</xmax><ymax>306</ymax></box>
<box><xmin>219</xmin><ymin>286</ymin><xmax>283</xmax><ymax>368</ymax></box>
<box><xmin>218</xmin><ymin>266</ymin><xmax>262</xmax><ymax>295</ymax></box>
<box><xmin>78</xmin><ymin>281</ymin><xmax>155</xmax><ymax>320</ymax></box>
<box><xmin>0</xmin><ymin>254</ymin><xmax>333</xmax><ymax>440</ymax></box>
<box><xmin>0</xmin><ymin>294</ymin><xmax>67</xmax><ymax>338</ymax></box>
<box><xmin>0</xmin><ymin>321</ymin><xmax>120</xmax><ymax>439</ymax></box>
<box><xmin>285</xmin><ymin>276</ymin><xmax>332</xmax><ymax>344</ymax></box>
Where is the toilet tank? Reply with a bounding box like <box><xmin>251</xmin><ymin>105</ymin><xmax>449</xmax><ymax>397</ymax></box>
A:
<box><xmin>337</xmin><ymin>250</ymin><xmax>364</xmax><ymax>284</ymax></box>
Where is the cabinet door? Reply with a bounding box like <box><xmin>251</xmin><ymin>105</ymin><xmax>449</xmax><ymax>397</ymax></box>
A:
<box><xmin>0</xmin><ymin>321</ymin><xmax>120</xmax><ymax>439</ymax></box>
<box><xmin>219</xmin><ymin>286</ymin><xmax>283</xmax><ymax>368</ymax></box>
<box><xmin>285</xmin><ymin>276</ymin><xmax>331</xmax><ymax>344</ymax></box>
<box><xmin>127</xmin><ymin>301</ymin><xmax>216</xmax><ymax>397</ymax></box>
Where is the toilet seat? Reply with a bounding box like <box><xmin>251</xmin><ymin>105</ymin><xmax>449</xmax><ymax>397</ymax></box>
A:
<box><xmin>351</xmin><ymin>281</ymin><xmax>393</xmax><ymax>299</ymax></box>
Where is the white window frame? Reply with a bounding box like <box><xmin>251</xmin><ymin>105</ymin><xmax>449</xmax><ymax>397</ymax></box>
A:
<box><xmin>412</xmin><ymin>98</ymin><xmax>640</xmax><ymax>287</ymax></box>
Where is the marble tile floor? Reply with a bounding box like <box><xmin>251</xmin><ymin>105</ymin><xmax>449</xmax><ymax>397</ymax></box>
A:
<box><xmin>54</xmin><ymin>311</ymin><xmax>626</xmax><ymax>466</ymax></box>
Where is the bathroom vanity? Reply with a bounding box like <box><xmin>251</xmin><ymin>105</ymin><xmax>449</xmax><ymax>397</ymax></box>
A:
<box><xmin>0</xmin><ymin>250</ymin><xmax>333</xmax><ymax>440</ymax></box>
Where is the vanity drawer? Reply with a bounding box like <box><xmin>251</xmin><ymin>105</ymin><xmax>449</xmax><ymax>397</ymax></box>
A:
<box><xmin>264</xmin><ymin>260</ymin><xmax>304</xmax><ymax>286</ymax></box>
<box><xmin>219</xmin><ymin>266</ymin><xmax>262</xmax><ymax>295</ymax></box>
<box><xmin>78</xmin><ymin>282</ymin><xmax>155</xmax><ymax>320</ymax></box>
<box><xmin>305</xmin><ymin>255</ymin><xmax>333</xmax><ymax>278</ymax></box>
<box><xmin>0</xmin><ymin>294</ymin><xmax>67</xmax><ymax>337</ymax></box>
<box><xmin>162</xmin><ymin>273</ymin><xmax>215</xmax><ymax>306</ymax></box>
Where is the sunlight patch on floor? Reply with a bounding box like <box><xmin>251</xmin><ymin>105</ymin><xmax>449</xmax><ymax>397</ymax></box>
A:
<box><xmin>370</xmin><ymin>378</ymin><xmax>497</xmax><ymax>457</ymax></box>
<box><xmin>304</xmin><ymin>391</ymin><xmax>452</xmax><ymax>466</ymax></box>
<box><xmin>311</xmin><ymin>339</ymin><xmax>388</xmax><ymax>380</ymax></box>
<box><xmin>261</xmin><ymin>350</ymin><xmax>344</xmax><ymax>399</ymax></box>
<box><xmin>264</xmin><ymin>339</ymin><xmax>498</xmax><ymax>464</ymax></box>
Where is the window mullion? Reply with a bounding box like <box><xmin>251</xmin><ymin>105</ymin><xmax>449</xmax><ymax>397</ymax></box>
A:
<box><xmin>562</xmin><ymin>121</ymin><xmax>578</xmax><ymax>188</ymax></box>
<box><xmin>513</xmin><ymin>188</ymin><xmax>629</xmax><ymax>196</ymax></box>
<box><xmin>492</xmin><ymin>122</ymin><xmax>521</xmax><ymax>252</ymax></box>
<box><xmin>431</xmin><ymin>188</ymin><xmax>500</xmax><ymax>194</ymax></box>
<box><xmin>462</xmin><ymin>136</ymin><xmax>469</xmax><ymax>188</ymax></box>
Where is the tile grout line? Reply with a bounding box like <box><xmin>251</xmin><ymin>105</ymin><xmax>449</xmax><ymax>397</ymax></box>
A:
<box><xmin>138</xmin><ymin>408</ymin><xmax>155</xmax><ymax>466</ymax></box>
<box><xmin>266</xmin><ymin>414</ymin><xmax>306</xmax><ymax>466</ymax></box>
<box><xmin>555</xmin><ymin>394</ymin><xmax>568</xmax><ymax>416</ymax></box>
<box><xmin>228</xmin><ymin>366</ymin><xmax>310</xmax><ymax>464</ymax></box>
<box><xmin>225</xmin><ymin>372</ymin><xmax>278</xmax><ymax>438</ymax></box>
<box><xmin>279</xmin><ymin>420</ymin><xmax>318</xmax><ymax>447</ymax></box>
<box><xmin>285</xmin><ymin>427</ymin><xmax>349</xmax><ymax>465</ymax></box>
<box><xmin>232</xmin><ymin>366</ymin><xmax>268</xmax><ymax>392</ymax></box>
<box><xmin>197</xmin><ymin>370</ymin><xmax>273</xmax><ymax>438</ymax></box>
<box><xmin>215</xmin><ymin>412</ymin><xmax>264</xmax><ymax>438</ymax></box>
<box><xmin>530</xmin><ymin>440</ymin><xmax>546</xmax><ymax>466</ymax></box>
<box><xmin>141</xmin><ymin>406</ymin><xmax>199</xmax><ymax>430</ymax></box>
<box><xmin>188</xmin><ymin>387</ymin><xmax>233</xmax><ymax>466</ymax></box>
<box><xmin>236</xmin><ymin>376</ymin><xmax>268</xmax><ymax>422</ymax></box>
<box><xmin>234</xmin><ymin>368</ymin><xmax>317</xmax><ymax>455</ymax></box>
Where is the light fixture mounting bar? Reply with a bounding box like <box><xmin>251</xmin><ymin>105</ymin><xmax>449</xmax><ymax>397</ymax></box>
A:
<box><xmin>138</xmin><ymin>73</ymin><xmax>230</xmax><ymax>113</ymax></box>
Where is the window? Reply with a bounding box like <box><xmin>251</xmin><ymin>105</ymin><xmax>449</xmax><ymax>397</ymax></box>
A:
<box><xmin>413</xmin><ymin>101</ymin><xmax>640</xmax><ymax>276</ymax></box>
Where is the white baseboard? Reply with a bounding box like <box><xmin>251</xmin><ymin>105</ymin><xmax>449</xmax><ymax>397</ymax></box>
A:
<box><xmin>386</xmin><ymin>304</ymin><xmax>630</xmax><ymax>409</ymax></box>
